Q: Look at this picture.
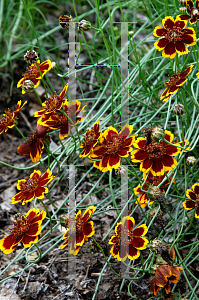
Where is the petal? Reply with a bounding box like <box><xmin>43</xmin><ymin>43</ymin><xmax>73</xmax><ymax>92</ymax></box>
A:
<box><xmin>131</xmin><ymin>149</ymin><xmax>148</xmax><ymax>162</ymax></box>
<box><xmin>122</xmin><ymin>216</ymin><xmax>135</xmax><ymax>230</ymax></box>
<box><xmin>34</xmin><ymin>186</ymin><xmax>48</xmax><ymax>199</ymax></box>
<box><xmin>108</xmin><ymin>154</ymin><xmax>121</xmax><ymax>168</ymax></box>
<box><xmin>22</xmin><ymin>235</ymin><xmax>38</xmax><ymax>248</ymax></box>
<box><xmin>128</xmin><ymin>245</ymin><xmax>140</xmax><ymax>260</ymax></box>
<box><xmin>117</xmin><ymin>147</ymin><xmax>131</xmax><ymax>157</ymax></box>
<box><xmin>175</xmin><ymin>78</ymin><xmax>187</xmax><ymax>86</ymax></box>
<box><xmin>162</xmin><ymin>155</ymin><xmax>178</xmax><ymax>169</ymax></box>
<box><xmin>28</xmin><ymin>209</ymin><xmax>46</xmax><ymax>224</ymax></box>
<box><xmin>186</xmin><ymin>189</ymin><xmax>197</xmax><ymax>200</ymax></box>
<box><xmin>83</xmin><ymin>221</ymin><xmax>95</xmax><ymax>238</ymax></box>
<box><xmin>182</xmin><ymin>34</ymin><xmax>196</xmax><ymax>45</ymax></box>
<box><xmin>100</xmin><ymin>155</ymin><xmax>110</xmax><ymax>171</ymax></box>
<box><xmin>187</xmin><ymin>0</ymin><xmax>194</xmax><ymax>9</ymax></box>
<box><xmin>153</xmin><ymin>26</ymin><xmax>167</xmax><ymax>37</ymax></box>
<box><xmin>26</xmin><ymin>222</ymin><xmax>41</xmax><ymax>236</ymax></box>
<box><xmin>162</xmin><ymin>42</ymin><xmax>176</xmax><ymax>59</ymax></box>
<box><xmin>175</xmin><ymin>41</ymin><xmax>189</xmax><ymax>55</ymax></box>
<box><xmin>131</xmin><ymin>237</ymin><xmax>149</xmax><ymax>250</ymax></box>
<box><xmin>183</xmin><ymin>200</ymin><xmax>196</xmax><ymax>210</ymax></box>
<box><xmin>133</xmin><ymin>137</ymin><xmax>147</xmax><ymax>149</ymax></box>
<box><xmin>195</xmin><ymin>207</ymin><xmax>199</xmax><ymax>218</ymax></box>
<box><xmin>165</xmin><ymin>144</ymin><xmax>180</xmax><ymax>156</ymax></box>
<box><xmin>164</xmin><ymin>130</ymin><xmax>174</xmax><ymax>143</ymax></box>
<box><xmin>122</xmin><ymin>136</ymin><xmax>134</xmax><ymax>148</ymax></box>
<box><xmin>160</xmin><ymin>87</ymin><xmax>170</xmax><ymax>100</ymax></box>
<box><xmin>119</xmin><ymin>124</ymin><xmax>133</xmax><ymax>137</ymax></box>
<box><xmin>162</xmin><ymin>16</ymin><xmax>175</xmax><ymax>29</ymax></box>
<box><xmin>133</xmin><ymin>224</ymin><xmax>148</xmax><ymax>237</ymax></box>
<box><xmin>192</xmin><ymin>183</ymin><xmax>199</xmax><ymax>195</ymax></box>
<box><xmin>150</xmin><ymin>278</ymin><xmax>160</xmax><ymax>296</ymax></box>
<box><xmin>178</xmin><ymin>15</ymin><xmax>191</xmax><ymax>21</ymax></box>
<box><xmin>154</xmin><ymin>38</ymin><xmax>169</xmax><ymax>51</ymax></box>
<box><xmin>11</xmin><ymin>191</ymin><xmax>26</xmax><ymax>204</ymax></box>
<box><xmin>39</xmin><ymin>59</ymin><xmax>52</xmax><ymax>74</ymax></box>
<box><xmin>0</xmin><ymin>235</ymin><xmax>20</xmax><ymax>254</ymax></box>
<box><xmin>150</xmin><ymin>159</ymin><xmax>164</xmax><ymax>176</ymax></box>
<box><xmin>110</xmin><ymin>244</ymin><xmax>121</xmax><ymax>261</ymax></box>
<box><xmin>17</xmin><ymin>143</ymin><xmax>31</xmax><ymax>156</ymax></box>
<box><xmin>21</xmin><ymin>191</ymin><xmax>35</xmax><ymax>205</ymax></box>
<box><xmin>59</xmin><ymin>83</ymin><xmax>68</xmax><ymax>99</ymax></box>
<box><xmin>26</xmin><ymin>208</ymin><xmax>39</xmax><ymax>223</ymax></box>
<box><xmin>109</xmin><ymin>235</ymin><xmax>118</xmax><ymax>244</ymax></box>
<box><xmin>76</xmin><ymin>231</ymin><xmax>85</xmax><ymax>246</ymax></box>
<box><xmin>190</xmin><ymin>16</ymin><xmax>198</xmax><ymax>24</ymax></box>
<box><xmin>175</xmin><ymin>19</ymin><xmax>186</xmax><ymax>29</ymax></box>
<box><xmin>38</xmin><ymin>169</ymin><xmax>54</xmax><ymax>186</ymax></box>
<box><xmin>140</xmin><ymin>157</ymin><xmax>153</xmax><ymax>173</ymax></box>
<box><xmin>164</xmin><ymin>281</ymin><xmax>171</xmax><ymax>294</ymax></box>
<box><xmin>82</xmin><ymin>206</ymin><xmax>96</xmax><ymax>223</ymax></box>
<box><xmin>133</xmin><ymin>185</ymin><xmax>142</xmax><ymax>195</ymax></box>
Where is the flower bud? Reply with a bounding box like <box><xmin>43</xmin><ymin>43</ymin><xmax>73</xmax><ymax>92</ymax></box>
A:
<box><xmin>128</xmin><ymin>31</ymin><xmax>134</xmax><ymax>36</ymax></box>
<box><xmin>60</xmin><ymin>215</ymin><xmax>69</xmax><ymax>228</ymax></box>
<box><xmin>36</xmin><ymin>124</ymin><xmax>48</xmax><ymax>137</ymax></box>
<box><xmin>186</xmin><ymin>156</ymin><xmax>197</xmax><ymax>166</ymax></box>
<box><xmin>59</xmin><ymin>15</ymin><xmax>73</xmax><ymax>29</ymax></box>
<box><xmin>21</xmin><ymin>80</ymin><xmax>34</xmax><ymax>93</ymax></box>
<box><xmin>148</xmin><ymin>186</ymin><xmax>162</xmax><ymax>200</ymax></box>
<box><xmin>24</xmin><ymin>50</ymin><xmax>39</xmax><ymax>64</ymax></box>
<box><xmin>179</xmin><ymin>7</ymin><xmax>187</xmax><ymax>13</ymax></box>
<box><xmin>51</xmin><ymin>62</ymin><xmax>56</xmax><ymax>69</ymax></box>
<box><xmin>78</xmin><ymin>20</ymin><xmax>91</xmax><ymax>32</ymax></box>
<box><xmin>173</xmin><ymin>104</ymin><xmax>185</xmax><ymax>116</ymax></box>
<box><xmin>115</xmin><ymin>166</ymin><xmax>126</xmax><ymax>176</ymax></box>
<box><xmin>179</xmin><ymin>0</ymin><xmax>186</xmax><ymax>5</ymax></box>
<box><xmin>151</xmin><ymin>127</ymin><xmax>165</xmax><ymax>142</ymax></box>
<box><xmin>151</xmin><ymin>239</ymin><xmax>167</xmax><ymax>253</ymax></box>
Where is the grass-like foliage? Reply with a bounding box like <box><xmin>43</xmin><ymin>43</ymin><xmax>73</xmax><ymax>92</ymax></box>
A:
<box><xmin>0</xmin><ymin>0</ymin><xmax>199</xmax><ymax>299</ymax></box>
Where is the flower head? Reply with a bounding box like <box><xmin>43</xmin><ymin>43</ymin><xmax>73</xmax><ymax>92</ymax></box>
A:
<box><xmin>131</xmin><ymin>130</ymin><xmax>181</xmax><ymax>176</ymax></box>
<box><xmin>11</xmin><ymin>169</ymin><xmax>54</xmax><ymax>205</ymax></box>
<box><xmin>89</xmin><ymin>124</ymin><xmax>135</xmax><ymax>172</ymax></box>
<box><xmin>17</xmin><ymin>60</ymin><xmax>51</xmax><ymax>94</ymax></box>
<box><xmin>153</xmin><ymin>16</ymin><xmax>196</xmax><ymax>59</ymax></box>
<box><xmin>60</xmin><ymin>206</ymin><xmax>96</xmax><ymax>255</ymax></box>
<box><xmin>178</xmin><ymin>0</ymin><xmax>199</xmax><ymax>24</ymax></box>
<box><xmin>150</xmin><ymin>265</ymin><xmax>183</xmax><ymax>296</ymax></box>
<box><xmin>17</xmin><ymin>127</ymin><xmax>50</xmax><ymax>163</ymax></box>
<box><xmin>24</xmin><ymin>50</ymin><xmax>39</xmax><ymax>64</ymax></box>
<box><xmin>80</xmin><ymin>121</ymin><xmax>101</xmax><ymax>157</ymax></box>
<box><xmin>0</xmin><ymin>209</ymin><xmax>46</xmax><ymax>254</ymax></box>
<box><xmin>39</xmin><ymin>100</ymin><xmax>86</xmax><ymax>139</ymax></box>
<box><xmin>134</xmin><ymin>171</ymin><xmax>173</xmax><ymax>208</ymax></box>
<box><xmin>35</xmin><ymin>84</ymin><xmax>68</xmax><ymax>123</ymax></box>
<box><xmin>0</xmin><ymin>100</ymin><xmax>27</xmax><ymax>135</ymax></box>
<box><xmin>160</xmin><ymin>65</ymin><xmax>193</xmax><ymax>102</ymax></box>
<box><xmin>109</xmin><ymin>216</ymin><xmax>148</xmax><ymax>261</ymax></box>
<box><xmin>183</xmin><ymin>182</ymin><xmax>199</xmax><ymax>218</ymax></box>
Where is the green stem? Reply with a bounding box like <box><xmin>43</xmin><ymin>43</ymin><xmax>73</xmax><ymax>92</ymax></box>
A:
<box><xmin>109</xmin><ymin>170</ymin><xmax>120</xmax><ymax>215</ymax></box>
<box><xmin>39</xmin><ymin>198</ymin><xmax>53</xmax><ymax>233</ymax></box>
<box><xmin>25</xmin><ymin>243</ymin><xmax>42</xmax><ymax>263</ymax></box>
<box><xmin>15</xmin><ymin>124</ymin><xmax>28</xmax><ymax>142</ymax></box>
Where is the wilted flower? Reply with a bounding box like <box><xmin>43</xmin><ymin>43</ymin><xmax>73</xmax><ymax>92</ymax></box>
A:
<box><xmin>109</xmin><ymin>216</ymin><xmax>148</xmax><ymax>261</ymax></box>
<box><xmin>0</xmin><ymin>100</ymin><xmax>27</xmax><ymax>135</ymax></box>
<box><xmin>0</xmin><ymin>209</ymin><xmax>46</xmax><ymax>254</ymax></box>
<box><xmin>11</xmin><ymin>169</ymin><xmax>54</xmax><ymax>205</ymax></box>
<box><xmin>24</xmin><ymin>50</ymin><xmax>39</xmax><ymax>64</ymax></box>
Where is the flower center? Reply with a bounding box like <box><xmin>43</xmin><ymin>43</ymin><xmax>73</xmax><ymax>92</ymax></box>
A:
<box><xmin>104</xmin><ymin>134</ymin><xmax>123</xmax><ymax>154</ymax></box>
<box><xmin>0</xmin><ymin>109</ymin><xmax>13</xmax><ymax>125</ymax></box>
<box><xmin>10</xmin><ymin>214</ymin><xmax>30</xmax><ymax>238</ymax></box>
<box><xmin>166</xmin><ymin>73</ymin><xmax>181</xmax><ymax>87</ymax></box>
<box><xmin>20</xmin><ymin>174</ymin><xmax>39</xmax><ymax>192</ymax></box>
<box><xmin>28</xmin><ymin>132</ymin><xmax>39</xmax><ymax>143</ymax></box>
<box><xmin>82</xmin><ymin>129</ymin><xmax>96</xmax><ymax>147</ymax></box>
<box><xmin>165</xmin><ymin>26</ymin><xmax>183</xmax><ymax>43</ymax></box>
<box><xmin>146</xmin><ymin>142</ymin><xmax>167</xmax><ymax>160</ymax></box>
<box><xmin>23</xmin><ymin>64</ymin><xmax>39</xmax><ymax>81</ymax></box>
<box><xmin>45</xmin><ymin>92</ymin><xmax>63</xmax><ymax>112</ymax></box>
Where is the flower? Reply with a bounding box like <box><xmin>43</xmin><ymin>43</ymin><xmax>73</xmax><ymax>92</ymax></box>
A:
<box><xmin>0</xmin><ymin>209</ymin><xmax>46</xmax><ymax>254</ymax></box>
<box><xmin>39</xmin><ymin>100</ymin><xmax>86</xmax><ymax>139</ymax></box>
<box><xmin>60</xmin><ymin>206</ymin><xmax>96</xmax><ymax>255</ymax></box>
<box><xmin>131</xmin><ymin>130</ymin><xmax>181</xmax><ymax>176</ymax></box>
<box><xmin>183</xmin><ymin>183</ymin><xmax>199</xmax><ymax>218</ymax></box>
<box><xmin>134</xmin><ymin>171</ymin><xmax>173</xmax><ymax>208</ymax></box>
<box><xmin>160</xmin><ymin>65</ymin><xmax>194</xmax><ymax>102</ymax></box>
<box><xmin>0</xmin><ymin>100</ymin><xmax>27</xmax><ymax>134</ymax></box>
<box><xmin>17</xmin><ymin>126</ymin><xmax>50</xmax><ymax>163</ymax></box>
<box><xmin>24</xmin><ymin>50</ymin><xmax>39</xmax><ymax>64</ymax></box>
<box><xmin>153</xmin><ymin>16</ymin><xmax>196</xmax><ymax>59</ymax></box>
<box><xmin>17</xmin><ymin>60</ymin><xmax>51</xmax><ymax>94</ymax></box>
<box><xmin>35</xmin><ymin>84</ymin><xmax>68</xmax><ymax>123</ymax></box>
<box><xmin>59</xmin><ymin>15</ymin><xmax>73</xmax><ymax>29</ymax></box>
<box><xmin>11</xmin><ymin>169</ymin><xmax>54</xmax><ymax>205</ymax></box>
<box><xmin>79</xmin><ymin>121</ymin><xmax>101</xmax><ymax>157</ymax></box>
<box><xmin>150</xmin><ymin>265</ymin><xmax>183</xmax><ymax>296</ymax></box>
<box><xmin>178</xmin><ymin>0</ymin><xmax>199</xmax><ymax>24</ymax></box>
<box><xmin>89</xmin><ymin>124</ymin><xmax>135</xmax><ymax>172</ymax></box>
<box><xmin>109</xmin><ymin>216</ymin><xmax>148</xmax><ymax>261</ymax></box>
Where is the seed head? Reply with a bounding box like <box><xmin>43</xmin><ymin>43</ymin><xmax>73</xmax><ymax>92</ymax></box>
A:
<box><xmin>24</xmin><ymin>50</ymin><xmax>39</xmax><ymax>64</ymax></box>
<box><xmin>173</xmin><ymin>104</ymin><xmax>185</xmax><ymax>116</ymax></box>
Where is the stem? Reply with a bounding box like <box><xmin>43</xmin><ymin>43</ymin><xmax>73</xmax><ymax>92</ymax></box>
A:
<box><xmin>15</xmin><ymin>124</ymin><xmax>28</xmax><ymax>142</ymax></box>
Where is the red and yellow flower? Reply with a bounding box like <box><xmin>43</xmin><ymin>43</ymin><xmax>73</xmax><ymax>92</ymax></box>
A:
<box><xmin>17</xmin><ymin>125</ymin><xmax>50</xmax><ymax>163</ymax></box>
<box><xmin>183</xmin><ymin>183</ymin><xmax>199</xmax><ymax>218</ymax></box>
<box><xmin>150</xmin><ymin>265</ymin><xmax>183</xmax><ymax>296</ymax></box>
<box><xmin>0</xmin><ymin>209</ymin><xmax>46</xmax><ymax>254</ymax></box>
<box><xmin>11</xmin><ymin>169</ymin><xmax>54</xmax><ymax>205</ymax></box>
<box><xmin>109</xmin><ymin>216</ymin><xmax>148</xmax><ymax>262</ymax></box>
<box><xmin>178</xmin><ymin>0</ymin><xmax>199</xmax><ymax>24</ymax></box>
<box><xmin>80</xmin><ymin>121</ymin><xmax>101</xmax><ymax>157</ymax></box>
<box><xmin>131</xmin><ymin>130</ymin><xmax>181</xmax><ymax>176</ymax></box>
<box><xmin>153</xmin><ymin>16</ymin><xmax>196</xmax><ymax>59</ymax></box>
<box><xmin>0</xmin><ymin>100</ymin><xmax>27</xmax><ymax>134</ymax></box>
<box><xmin>17</xmin><ymin>60</ymin><xmax>51</xmax><ymax>94</ymax></box>
<box><xmin>34</xmin><ymin>84</ymin><xmax>68</xmax><ymax>123</ymax></box>
<box><xmin>160</xmin><ymin>65</ymin><xmax>194</xmax><ymax>102</ymax></box>
<box><xmin>60</xmin><ymin>206</ymin><xmax>96</xmax><ymax>255</ymax></box>
<box><xmin>89</xmin><ymin>124</ymin><xmax>135</xmax><ymax>172</ymax></box>
<box><xmin>39</xmin><ymin>100</ymin><xmax>86</xmax><ymax>140</ymax></box>
<box><xmin>134</xmin><ymin>171</ymin><xmax>173</xmax><ymax>208</ymax></box>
